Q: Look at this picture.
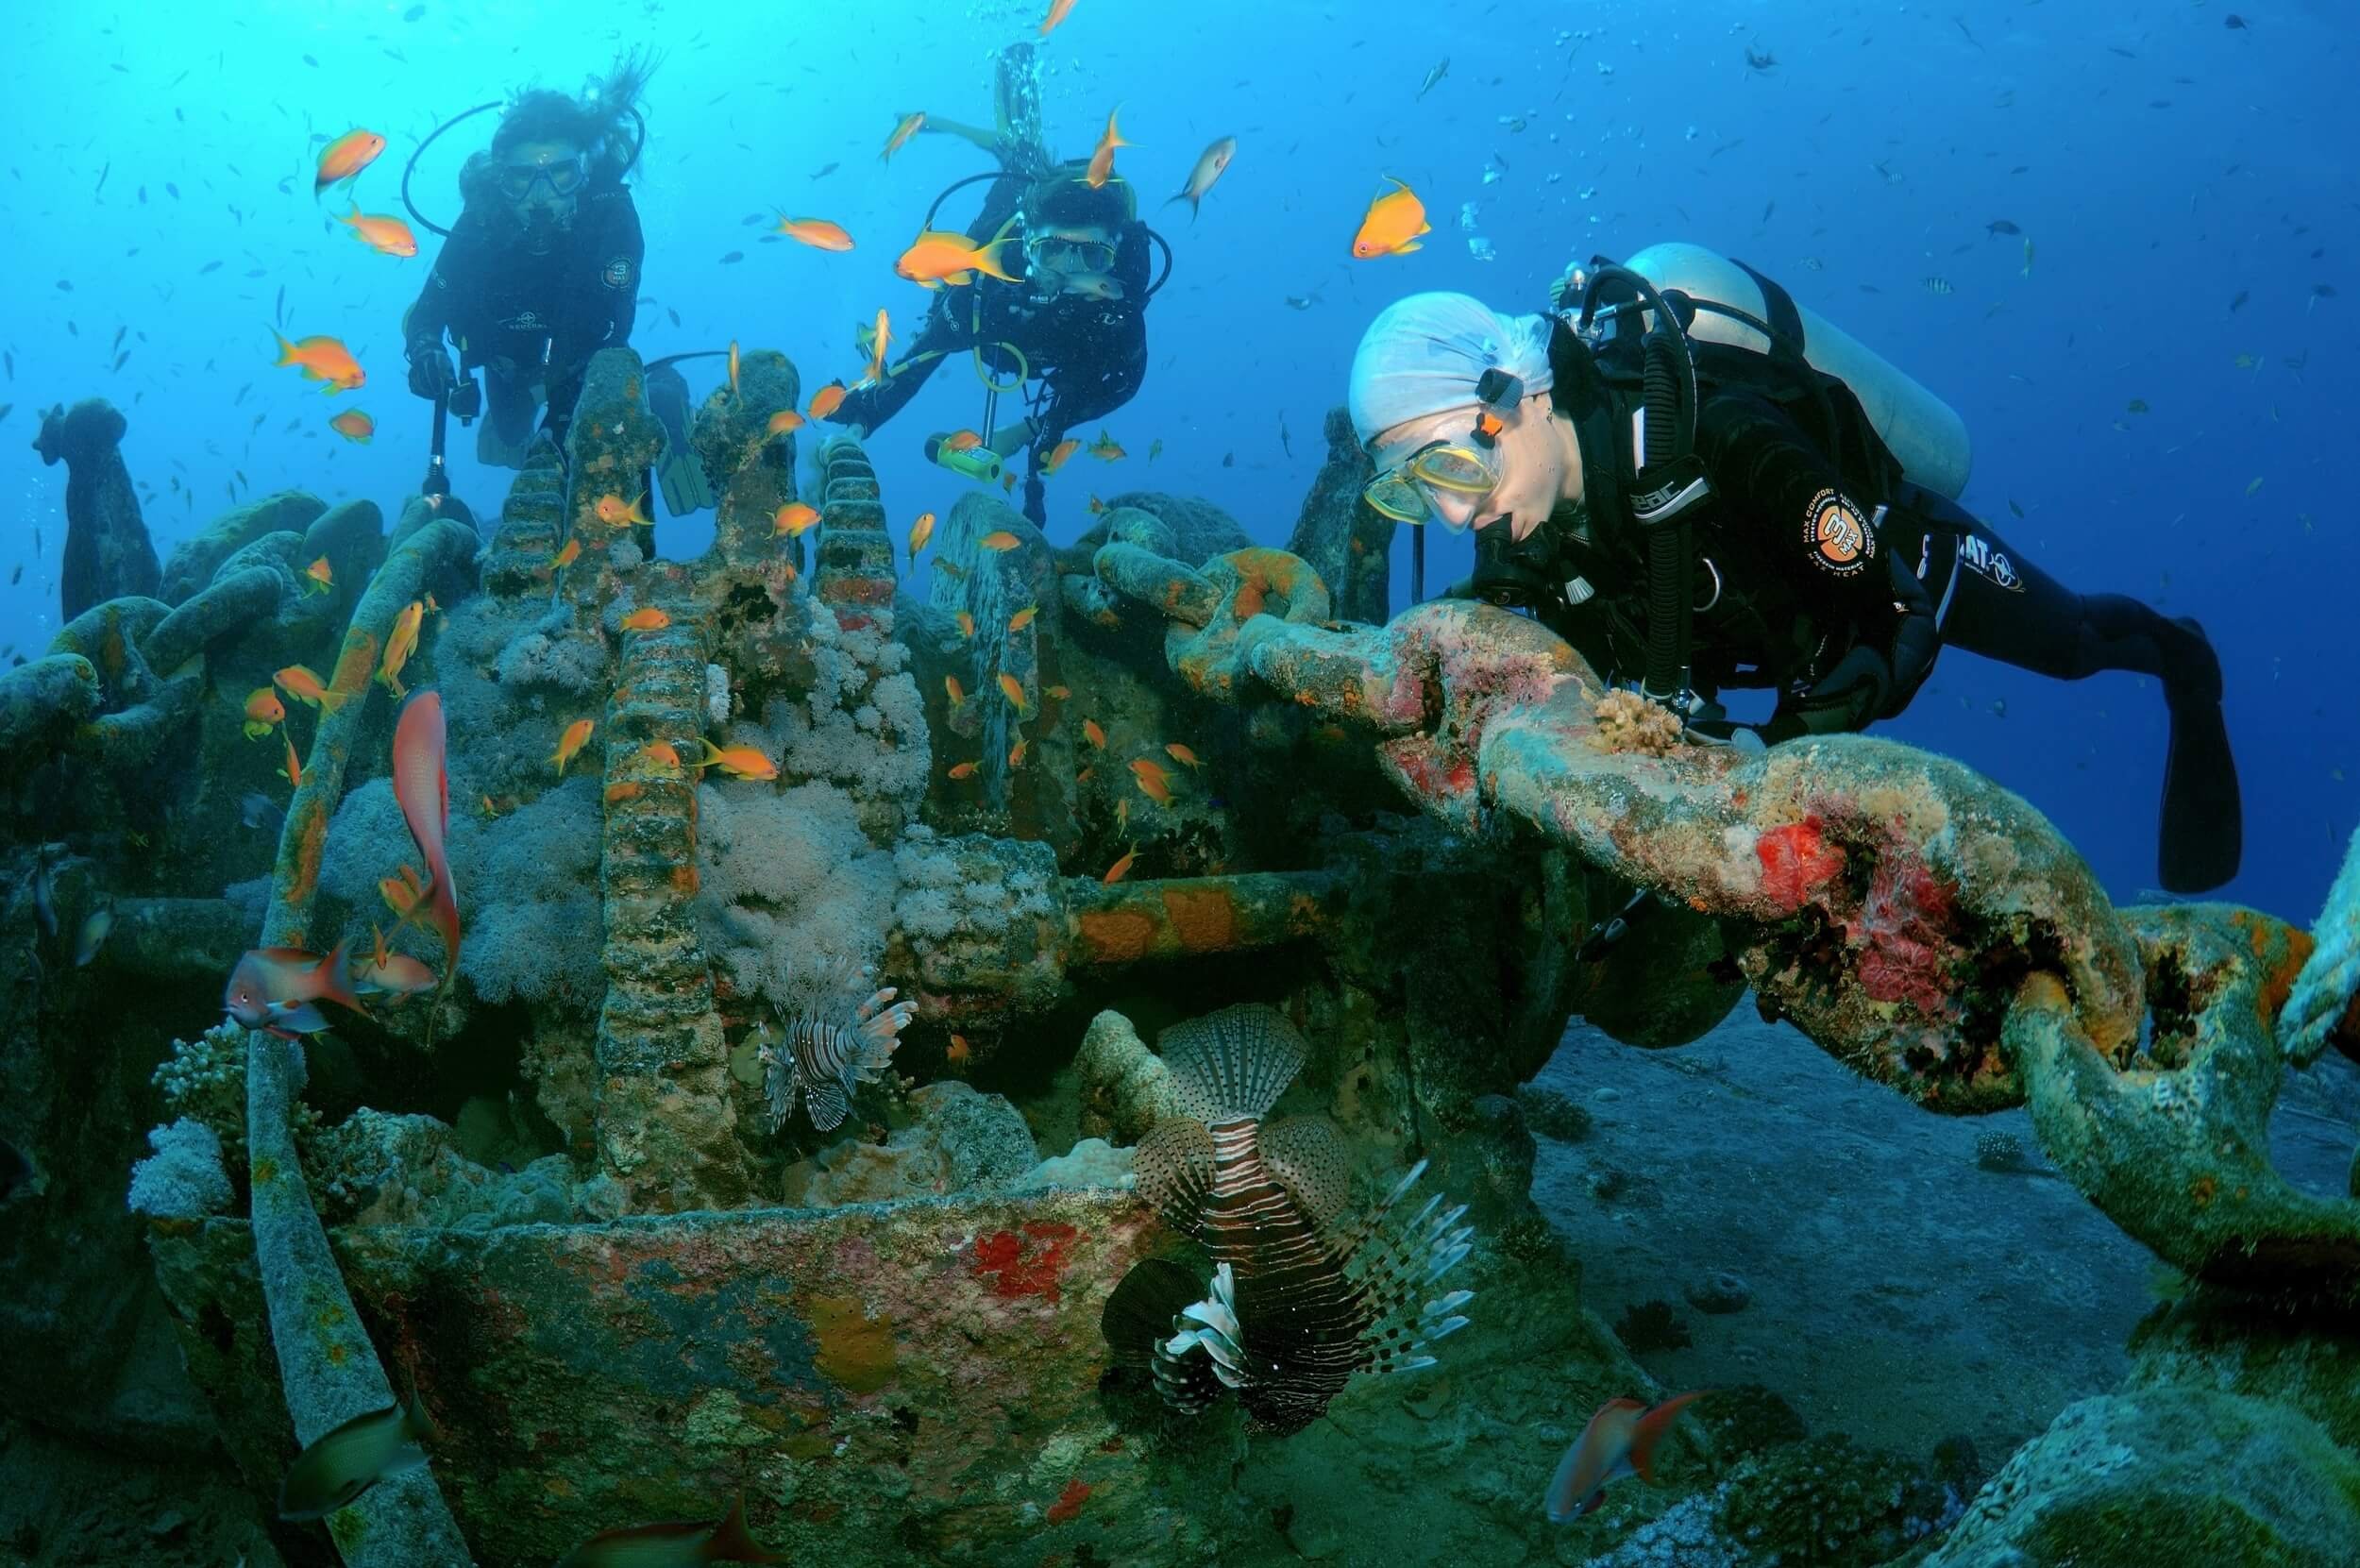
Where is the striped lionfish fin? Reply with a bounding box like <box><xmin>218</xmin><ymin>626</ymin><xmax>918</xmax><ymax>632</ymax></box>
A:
<box><xmin>1101</xmin><ymin>1256</ymin><xmax>1206</xmax><ymax>1370</ymax></box>
<box><xmin>1157</xmin><ymin>1262</ymin><xmax>1250</xmax><ymax>1402</ymax></box>
<box><xmin>1157</xmin><ymin>1003</ymin><xmax>1310</xmax><ymax>1124</ymax></box>
<box><xmin>1340</xmin><ymin>1160</ymin><xmax>1475</xmax><ymax>1375</ymax></box>
<box><xmin>1132</xmin><ymin>1116</ymin><xmax>1216</xmax><ymax>1236</ymax></box>
<box><xmin>1256</xmin><ymin>1117</ymin><xmax>1353</xmax><ymax>1231</ymax></box>
<box><xmin>803</xmin><ymin>1074</ymin><xmax>851</xmax><ymax>1132</ymax></box>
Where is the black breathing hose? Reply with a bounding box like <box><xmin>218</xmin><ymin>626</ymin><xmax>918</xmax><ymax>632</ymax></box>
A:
<box><xmin>1639</xmin><ymin>327</ymin><xmax>1692</xmax><ymax>703</ymax></box>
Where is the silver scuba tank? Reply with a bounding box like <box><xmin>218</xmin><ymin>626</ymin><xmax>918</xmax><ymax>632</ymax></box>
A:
<box><xmin>1616</xmin><ymin>242</ymin><xmax>1973</xmax><ymax>499</ymax></box>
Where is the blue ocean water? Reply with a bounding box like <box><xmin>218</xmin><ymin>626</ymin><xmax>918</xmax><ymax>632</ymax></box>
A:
<box><xmin>1</xmin><ymin>0</ymin><xmax>2351</xmax><ymax>922</ymax></box>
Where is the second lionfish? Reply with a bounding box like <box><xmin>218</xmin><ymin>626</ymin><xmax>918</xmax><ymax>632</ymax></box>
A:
<box><xmin>757</xmin><ymin>955</ymin><xmax>917</xmax><ymax>1133</ymax></box>
<box><xmin>1102</xmin><ymin>1003</ymin><xmax>1475</xmax><ymax>1435</ymax></box>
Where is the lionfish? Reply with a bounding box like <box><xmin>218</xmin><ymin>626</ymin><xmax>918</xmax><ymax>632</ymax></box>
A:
<box><xmin>757</xmin><ymin>955</ymin><xmax>916</xmax><ymax>1133</ymax></box>
<box><xmin>1101</xmin><ymin>1004</ymin><xmax>1475</xmax><ymax>1435</ymax></box>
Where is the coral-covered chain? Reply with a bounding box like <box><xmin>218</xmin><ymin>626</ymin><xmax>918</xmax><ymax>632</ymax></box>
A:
<box><xmin>247</xmin><ymin>514</ymin><xmax>481</xmax><ymax>1568</ymax></box>
<box><xmin>1096</xmin><ymin>542</ymin><xmax>2360</xmax><ymax>1294</ymax></box>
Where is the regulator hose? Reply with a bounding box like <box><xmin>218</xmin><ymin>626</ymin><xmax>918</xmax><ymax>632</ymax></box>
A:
<box><xmin>1640</xmin><ymin>324</ymin><xmax>1694</xmax><ymax>704</ymax></box>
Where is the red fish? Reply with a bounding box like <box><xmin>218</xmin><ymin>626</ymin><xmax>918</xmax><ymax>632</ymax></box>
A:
<box><xmin>1544</xmin><ymin>1391</ymin><xmax>1708</xmax><ymax>1523</ymax></box>
<box><xmin>393</xmin><ymin>691</ymin><xmax>462</xmax><ymax>970</ymax></box>
<box><xmin>223</xmin><ymin>942</ymin><xmax>366</xmax><ymax>1037</ymax></box>
<box><xmin>554</xmin><ymin>1493</ymin><xmax>784</xmax><ymax>1567</ymax></box>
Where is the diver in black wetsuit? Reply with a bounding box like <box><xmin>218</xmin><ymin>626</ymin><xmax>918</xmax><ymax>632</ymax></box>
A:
<box><xmin>402</xmin><ymin>54</ymin><xmax>653</xmax><ymax>469</ymax></box>
<box><xmin>826</xmin><ymin>161</ymin><xmax>1152</xmax><ymax>527</ymax></box>
<box><xmin>1346</xmin><ymin>275</ymin><xmax>2242</xmax><ymax>894</ymax></box>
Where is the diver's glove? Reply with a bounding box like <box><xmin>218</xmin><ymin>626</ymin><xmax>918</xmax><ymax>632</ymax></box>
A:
<box><xmin>1765</xmin><ymin>644</ymin><xmax>1893</xmax><ymax>742</ymax></box>
<box><xmin>408</xmin><ymin>337</ymin><xmax>458</xmax><ymax>401</ymax></box>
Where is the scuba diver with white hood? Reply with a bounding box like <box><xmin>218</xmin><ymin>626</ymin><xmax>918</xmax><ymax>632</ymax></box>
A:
<box><xmin>1345</xmin><ymin>245</ymin><xmax>2241</xmax><ymax>893</ymax></box>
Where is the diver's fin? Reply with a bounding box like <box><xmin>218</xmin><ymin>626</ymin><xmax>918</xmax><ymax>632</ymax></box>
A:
<box><xmin>2157</xmin><ymin>615</ymin><xmax>2241</xmax><ymax>894</ymax></box>
<box><xmin>645</xmin><ymin>360</ymin><xmax>716</xmax><ymax>517</ymax></box>
<box><xmin>2158</xmin><ymin>692</ymin><xmax>2242</xmax><ymax>893</ymax></box>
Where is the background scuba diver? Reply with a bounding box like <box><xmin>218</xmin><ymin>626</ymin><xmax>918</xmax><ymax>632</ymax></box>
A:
<box><xmin>825</xmin><ymin>159</ymin><xmax>1153</xmax><ymax>527</ymax></box>
<box><xmin>1347</xmin><ymin>277</ymin><xmax>2242</xmax><ymax>895</ymax></box>
<box><xmin>402</xmin><ymin>53</ymin><xmax>653</xmax><ymax>471</ymax></box>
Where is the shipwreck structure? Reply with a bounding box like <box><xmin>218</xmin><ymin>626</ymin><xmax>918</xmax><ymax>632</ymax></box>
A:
<box><xmin>2</xmin><ymin>343</ymin><xmax>2356</xmax><ymax>1568</ymax></box>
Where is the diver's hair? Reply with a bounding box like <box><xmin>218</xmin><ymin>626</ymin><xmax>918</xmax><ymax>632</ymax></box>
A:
<box><xmin>486</xmin><ymin>47</ymin><xmax>661</xmax><ymax>181</ymax></box>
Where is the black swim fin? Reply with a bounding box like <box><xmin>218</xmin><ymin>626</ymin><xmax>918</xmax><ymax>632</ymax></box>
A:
<box><xmin>645</xmin><ymin>360</ymin><xmax>715</xmax><ymax>517</ymax></box>
<box><xmin>2157</xmin><ymin>618</ymin><xmax>2241</xmax><ymax>894</ymax></box>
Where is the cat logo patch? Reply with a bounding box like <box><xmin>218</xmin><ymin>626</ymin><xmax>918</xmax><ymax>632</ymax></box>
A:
<box><xmin>601</xmin><ymin>256</ymin><xmax>634</xmax><ymax>291</ymax></box>
<box><xmin>1806</xmin><ymin>488</ymin><xmax>1871</xmax><ymax>575</ymax></box>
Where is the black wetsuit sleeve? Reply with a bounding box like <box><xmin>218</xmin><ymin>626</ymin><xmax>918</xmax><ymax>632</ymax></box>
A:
<box><xmin>829</xmin><ymin>295</ymin><xmax>965</xmax><ymax>432</ymax></box>
<box><xmin>1695</xmin><ymin>388</ymin><xmax>1937</xmax><ymax>718</ymax></box>
<box><xmin>401</xmin><ymin>210</ymin><xmax>488</xmax><ymax>351</ymax></box>
<box><xmin>1032</xmin><ymin>224</ymin><xmax>1151</xmax><ymax>442</ymax></box>
<box><xmin>544</xmin><ymin>192</ymin><xmax>645</xmax><ymax>434</ymax></box>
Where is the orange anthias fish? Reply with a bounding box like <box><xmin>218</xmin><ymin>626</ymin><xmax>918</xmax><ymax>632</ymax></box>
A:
<box><xmin>550</xmin><ymin>717</ymin><xmax>596</xmax><ymax>777</ymax></box>
<box><xmin>946</xmin><ymin>1033</ymin><xmax>971</xmax><ymax>1068</ymax></box>
<box><xmin>552</xmin><ymin>537</ymin><xmax>582</xmax><ymax>570</ymax></box>
<box><xmin>274</xmin><ymin>664</ymin><xmax>346</xmax><ymax>714</ymax></box>
<box><xmin>1167</xmin><ymin>135</ymin><xmax>1238</xmax><ymax>220</ymax></box>
<box><xmin>393</xmin><ymin>691</ymin><xmax>462</xmax><ymax>969</ymax></box>
<box><xmin>1040</xmin><ymin>438</ymin><xmax>1082</xmax><ymax>475</ymax></box>
<box><xmin>775</xmin><ymin>216</ymin><xmax>854</xmax><ymax>251</ymax></box>
<box><xmin>1165</xmin><ymin>742</ymin><xmax>1202</xmax><ymax>768</ymax></box>
<box><xmin>272</xmin><ymin>331</ymin><xmax>364</xmax><ymax>393</ymax></box>
<box><xmin>553</xmin><ymin>1494</ymin><xmax>784</xmax><ymax>1568</ymax></box>
<box><xmin>620</xmin><ymin>607</ymin><xmax>671</xmax><ymax>632</ymax></box>
<box><xmin>328</xmin><ymin>409</ymin><xmax>374</xmax><ymax>444</ymax></box>
<box><xmin>1352</xmin><ymin>177</ymin><xmax>1432</xmax><ymax>259</ymax></box>
<box><xmin>223</xmin><ymin>941</ymin><xmax>366</xmax><ymax>1037</ymax></box>
<box><xmin>895</xmin><ymin>216</ymin><xmax>1020</xmax><ymax>289</ymax></box>
<box><xmin>335</xmin><ymin>208</ymin><xmax>417</xmax><ymax>258</ymax></box>
<box><xmin>979</xmin><ymin>530</ymin><xmax>1021</xmax><ymax>551</ymax></box>
<box><xmin>1102</xmin><ymin>846</ymin><xmax>1137</xmax><ymax>885</ymax></box>
<box><xmin>947</xmin><ymin>761</ymin><xmax>978</xmax><ymax>780</ymax></box>
<box><xmin>1039</xmin><ymin>0</ymin><xmax>1079</xmax><ymax>36</ymax></box>
<box><xmin>1086</xmin><ymin>107</ymin><xmax>1132</xmax><ymax>191</ymax></box>
<box><xmin>354</xmin><ymin>926</ymin><xmax>437</xmax><ymax>999</ymax></box>
<box><xmin>773</xmin><ymin>502</ymin><xmax>820</xmax><ymax>537</ymax></box>
<box><xmin>766</xmin><ymin>410</ymin><xmax>805</xmax><ymax>436</ymax></box>
<box><xmin>1008</xmin><ymin>736</ymin><xmax>1028</xmax><ymax>768</ymax></box>
<box><xmin>955</xmin><ymin>611</ymin><xmax>976</xmax><ymax>639</ymax></box>
<box><xmin>1545</xmin><ymin>1392</ymin><xmax>1708</xmax><ymax>1524</ymax></box>
<box><xmin>1087</xmin><ymin>495</ymin><xmax>1107</xmax><ymax>515</ymax></box>
<box><xmin>1008</xmin><ymin>605</ymin><xmax>1037</xmax><ymax>632</ymax></box>
<box><xmin>907</xmin><ymin>511</ymin><xmax>936</xmax><ymax>562</ymax></box>
<box><xmin>313</xmin><ymin>128</ymin><xmax>387</xmax><ymax>197</ymax></box>
<box><xmin>694</xmin><ymin>738</ymin><xmax>779</xmax><ymax>782</ymax></box>
<box><xmin>945</xmin><ymin>676</ymin><xmax>966</xmax><ymax>705</ymax></box>
<box><xmin>1083</xmin><ymin>719</ymin><xmax>1107</xmax><ymax>750</ymax></box>
<box><xmin>809</xmin><ymin>381</ymin><xmax>849</xmax><ymax>421</ymax></box>
<box><xmin>379</xmin><ymin>599</ymin><xmax>425</xmax><ymax>697</ymax></box>
<box><xmin>1130</xmin><ymin>756</ymin><xmax>1174</xmax><ymax>804</ymax></box>
<box><xmin>997</xmin><ymin>672</ymin><xmax>1029</xmax><ymax>713</ymax></box>
<box><xmin>881</xmin><ymin>111</ymin><xmax>927</xmax><ymax>162</ymax></box>
<box><xmin>596</xmin><ymin>491</ymin><xmax>651</xmax><ymax>529</ymax></box>
<box><xmin>862</xmin><ymin>309</ymin><xmax>891</xmax><ymax>385</ymax></box>
<box><xmin>302</xmin><ymin>555</ymin><xmax>335</xmax><ymax>595</ymax></box>
<box><xmin>728</xmin><ymin>340</ymin><xmax>741</xmax><ymax>398</ymax></box>
<box><xmin>1088</xmin><ymin>430</ymin><xmax>1124</xmax><ymax>461</ymax></box>
<box><xmin>379</xmin><ymin>865</ymin><xmax>428</xmax><ymax>932</ymax></box>
<box><xmin>941</xmin><ymin>430</ymin><xmax>983</xmax><ymax>452</ymax></box>
<box><xmin>243</xmin><ymin>686</ymin><xmax>285</xmax><ymax>740</ymax></box>
<box><xmin>640</xmin><ymin>742</ymin><xmax>683</xmax><ymax>771</ymax></box>
<box><xmin>280</xmin><ymin>733</ymin><xmax>305</xmax><ymax>787</ymax></box>
<box><xmin>1045</xmin><ymin>684</ymin><xmax>1070</xmax><ymax>700</ymax></box>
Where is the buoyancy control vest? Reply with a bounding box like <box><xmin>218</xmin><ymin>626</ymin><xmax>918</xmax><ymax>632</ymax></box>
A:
<box><xmin>1469</xmin><ymin>245</ymin><xmax>1964</xmax><ymax>703</ymax></box>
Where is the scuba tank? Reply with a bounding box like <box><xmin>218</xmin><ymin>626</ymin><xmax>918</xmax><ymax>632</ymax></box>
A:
<box><xmin>1619</xmin><ymin>243</ymin><xmax>1972</xmax><ymax>499</ymax></box>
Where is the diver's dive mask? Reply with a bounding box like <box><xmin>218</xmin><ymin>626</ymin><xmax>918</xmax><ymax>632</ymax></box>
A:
<box><xmin>496</xmin><ymin>153</ymin><xmax>588</xmax><ymax>202</ymax></box>
<box><xmin>1026</xmin><ymin>231</ymin><xmax>1118</xmax><ymax>278</ymax></box>
<box><xmin>1362</xmin><ymin>368</ymin><xmax>1525</xmax><ymax>527</ymax></box>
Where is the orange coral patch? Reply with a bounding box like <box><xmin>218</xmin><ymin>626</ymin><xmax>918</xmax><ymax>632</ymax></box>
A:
<box><xmin>1076</xmin><ymin>907</ymin><xmax>1156</xmax><ymax>964</ymax></box>
<box><xmin>286</xmin><ymin>799</ymin><xmax>329</xmax><ymax>912</ymax></box>
<box><xmin>1160</xmin><ymin>885</ymin><xmax>1239</xmax><ymax>953</ymax></box>
<box><xmin>330</xmin><ymin>628</ymin><xmax>379</xmax><ymax>700</ymax></box>
<box><xmin>603</xmin><ymin>781</ymin><xmax>644</xmax><ymax>806</ymax></box>
<box><xmin>1046</xmin><ymin>1477</ymin><xmax>1091</xmax><ymax>1525</ymax></box>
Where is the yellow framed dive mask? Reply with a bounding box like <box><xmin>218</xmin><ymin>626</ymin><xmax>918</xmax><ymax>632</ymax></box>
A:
<box><xmin>1360</xmin><ymin>367</ymin><xmax>1524</xmax><ymax>526</ymax></box>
